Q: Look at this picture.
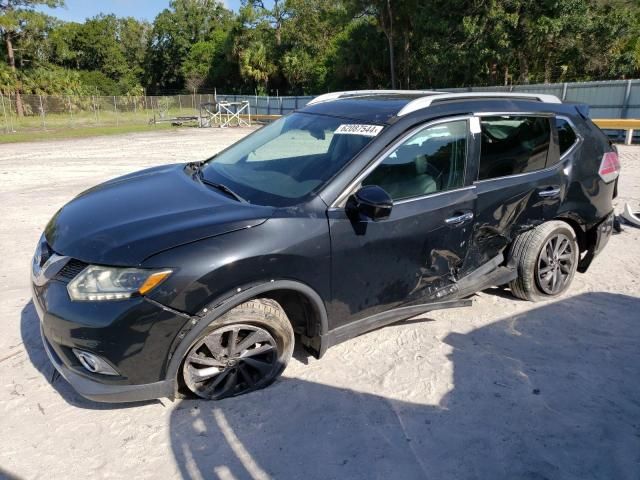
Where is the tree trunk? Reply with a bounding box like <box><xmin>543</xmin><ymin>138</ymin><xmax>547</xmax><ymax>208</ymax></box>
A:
<box><xmin>518</xmin><ymin>51</ymin><xmax>529</xmax><ymax>84</ymax></box>
<box><xmin>404</xmin><ymin>34</ymin><xmax>410</xmax><ymax>89</ymax></box>
<box><xmin>544</xmin><ymin>62</ymin><xmax>551</xmax><ymax>84</ymax></box>
<box><xmin>273</xmin><ymin>0</ymin><xmax>282</xmax><ymax>46</ymax></box>
<box><xmin>5</xmin><ymin>31</ymin><xmax>24</xmax><ymax>117</ymax></box>
<box><xmin>544</xmin><ymin>46</ymin><xmax>552</xmax><ymax>83</ymax></box>
<box><xmin>514</xmin><ymin>3</ymin><xmax>530</xmax><ymax>85</ymax></box>
<box><xmin>275</xmin><ymin>25</ymin><xmax>281</xmax><ymax>46</ymax></box>
<box><xmin>385</xmin><ymin>0</ymin><xmax>396</xmax><ymax>89</ymax></box>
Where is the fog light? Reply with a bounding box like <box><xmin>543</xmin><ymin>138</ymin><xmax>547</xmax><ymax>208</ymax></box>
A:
<box><xmin>72</xmin><ymin>349</ymin><xmax>119</xmax><ymax>376</ymax></box>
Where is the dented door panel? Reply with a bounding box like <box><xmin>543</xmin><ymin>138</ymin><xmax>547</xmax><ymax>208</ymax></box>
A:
<box><xmin>464</xmin><ymin>165</ymin><xmax>566</xmax><ymax>273</ymax></box>
<box><xmin>327</xmin><ymin>187</ymin><xmax>476</xmax><ymax>328</ymax></box>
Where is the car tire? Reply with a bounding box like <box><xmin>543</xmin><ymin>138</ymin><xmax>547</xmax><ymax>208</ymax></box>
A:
<box><xmin>509</xmin><ymin>221</ymin><xmax>579</xmax><ymax>302</ymax></box>
<box><xmin>180</xmin><ymin>298</ymin><xmax>294</xmax><ymax>400</ymax></box>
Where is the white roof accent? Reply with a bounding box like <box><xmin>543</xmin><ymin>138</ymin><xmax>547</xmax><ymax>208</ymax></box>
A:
<box><xmin>306</xmin><ymin>90</ymin><xmax>441</xmax><ymax>106</ymax></box>
<box><xmin>397</xmin><ymin>92</ymin><xmax>562</xmax><ymax>116</ymax></box>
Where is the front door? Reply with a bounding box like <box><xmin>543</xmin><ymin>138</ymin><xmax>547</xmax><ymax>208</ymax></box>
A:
<box><xmin>327</xmin><ymin>118</ymin><xmax>477</xmax><ymax>328</ymax></box>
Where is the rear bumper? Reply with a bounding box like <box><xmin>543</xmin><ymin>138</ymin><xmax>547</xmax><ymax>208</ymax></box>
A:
<box><xmin>578</xmin><ymin>212</ymin><xmax>614</xmax><ymax>273</ymax></box>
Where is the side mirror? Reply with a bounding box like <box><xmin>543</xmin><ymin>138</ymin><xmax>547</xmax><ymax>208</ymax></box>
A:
<box><xmin>346</xmin><ymin>185</ymin><xmax>393</xmax><ymax>222</ymax></box>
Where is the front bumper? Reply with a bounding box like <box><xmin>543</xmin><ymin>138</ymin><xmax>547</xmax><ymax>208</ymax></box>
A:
<box><xmin>32</xmin><ymin>278</ymin><xmax>187</xmax><ymax>403</ymax></box>
<box><xmin>40</xmin><ymin>324</ymin><xmax>174</xmax><ymax>402</ymax></box>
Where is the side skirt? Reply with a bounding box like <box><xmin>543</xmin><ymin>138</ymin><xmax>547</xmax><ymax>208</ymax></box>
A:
<box><xmin>450</xmin><ymin>253</ymin><xmax>517</xmax><ymax>299</ymax></box>
<box><xmin>454</xmin><ymin>266</ymin><xmax>517</xmax><ymax>298</ymax></box>
<box><xmin>321</xmin><ymin>254</ymin><xmax>518</xmax><ymax>353</ymax></box>
<box><xmin>324</xmin><ymin>298</ymin><xmax>472</xmax><ymax>349</ymax></box>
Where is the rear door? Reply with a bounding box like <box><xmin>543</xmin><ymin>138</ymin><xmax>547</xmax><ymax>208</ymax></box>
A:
<box><xmin>327</xmin><ymin>117</ymin><xmax>478</xmax><ymax>327</ymax></box>
<box><xmin>463</xmin><ymin>113</ymin><xmax>568</xmax><ymax>272</ymax></box>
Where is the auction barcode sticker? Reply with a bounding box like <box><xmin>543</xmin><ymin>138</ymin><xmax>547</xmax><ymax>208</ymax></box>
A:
<box><xmin>334</xmin><ymin>124</ymin><xmax>384</xmax><ymax>137</ymax></box>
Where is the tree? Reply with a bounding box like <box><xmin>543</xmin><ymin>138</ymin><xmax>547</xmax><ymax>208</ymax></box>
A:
<box><xmin>116</xmin><ymin>17</ymin><xmax>150</xmax><ymax>91</ymax></box>
<box><xmin>0</xmin><ymin>0</ymin><xmax>63</xmax><ymax>116</ymax></box>
<box><xmin>236</xmin><ymin>39</ymin><xmax>277</xmax><ymax>93</ymax></box>
<box><xmin>182</xmin><ymin>40</ymin><xmax>217</xmax><ymax>91</ymax></box>
<box><xmin>346</xmin><ymin>0</ymin><xmax>399</xmax><ymax>88</ymax></box>
<box><xmin>145</xmin><ymin>0</ymin><xmax>232</xmax><ymax>93</ymax></box>
<box><xmin>2</xmin><ymin>0</ymin><xmax>640</xmax><ymax>99</ymax></box>
<box><xmin>279</xmin><ymin>0</ymin><xmax>349</xmax><ymax>93</ymax></box>
<box><xmin>325</xmin><ymin>18</ymin><xmax>388</xmax><ymax>90</ymax></box>
<box><xmin>48</xmin><ymin>21</ymin><xmax>82</xmax><ymax>68</ymax></box>
<box><xmin>230</xmin><ymin>2</ymin><xmax>279</xmax><ymax>93</ymax></box>
<box><xmin>47</xmin><ymin>14</ymin><xmax>149</xmax><ymax>94</ymax></box>
<box><xmin>245</xmin><ymin>0</ymin><xmax>288</xmax><ymax>46</ymax></box>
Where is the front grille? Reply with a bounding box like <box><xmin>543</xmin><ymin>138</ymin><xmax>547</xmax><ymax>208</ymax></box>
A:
<box><xmin>55</xmin><ymin>259</ymin><xmax>88</xmax><ymax>282</ymax></box>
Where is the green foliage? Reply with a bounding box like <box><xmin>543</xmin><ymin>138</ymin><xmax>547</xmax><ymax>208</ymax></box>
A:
<box><xmin>144</xmin><ymin>0</ymin><xmax>232</xmax><ymax>92</ymax></box>
<box><xmin>183</xmin><ymin>41</ymin><xmax>217</xmax><ymax>80</ymax></box>
<box><xmin>76</xmin><ymin>70</ymin><xmax>119</xmax><ymax>95</ymax></box>
<box><xmin>0</xmin><ymin>61</ymin><xmax>16</xmax><ymax>92</ymax></box>
<box><xmin>324</xmin><ymin>18</ymin><xmax>388</xmax><ymax>90</ymax></box>
<box><xmin>20</xmin><ymin>65</ymin><xmax>89</xmax><ymax>94</ymax></box>
<box><xmin>1</xmin><ymin>0</ymin><xmax>640</xmax><ymax>96</ymax></box>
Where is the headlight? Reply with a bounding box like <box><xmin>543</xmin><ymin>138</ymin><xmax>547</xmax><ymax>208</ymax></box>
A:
<box><xmin>67</xmin><ymin>266</ymin><xmax>172</xmax><ymax>301</ymax></box>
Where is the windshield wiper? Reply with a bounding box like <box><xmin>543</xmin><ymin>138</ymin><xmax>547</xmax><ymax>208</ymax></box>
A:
<box><xmin>198</xmin><ymin>174</ymin><xmax>248</xmax><ymax>204</ymax></box>
<box><xmin>203</xmin><ymin>180</ymin><xmax>248</xmax><ymax>203</ymax></box>
<box><xmin>188</xmin><ymin>161</ymin><xmax>248</xmax><ymax>203</ymax></box>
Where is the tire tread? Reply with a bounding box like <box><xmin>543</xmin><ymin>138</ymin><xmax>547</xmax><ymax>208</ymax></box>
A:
<box><xmin>508</xmin><ymin>221</ymin><xmax>577</xmax><ymax>301</ymax></box>
<box><xmin>180</xmin><ymin>298</ymin><xmax>294</xmax><ymax>400</ymax></box>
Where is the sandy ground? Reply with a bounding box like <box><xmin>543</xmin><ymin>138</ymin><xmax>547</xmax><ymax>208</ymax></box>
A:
<box><xmin>0</xmin><ymin>128</ymin><xmax>639</xmax><ymax>480</ymax></box>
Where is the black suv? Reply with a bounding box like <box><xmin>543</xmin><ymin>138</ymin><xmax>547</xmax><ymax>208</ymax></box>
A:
<box><xmin>31</xmin><ymin>91</ymin><xmax>619</xmax><ymax>403</ymax></box>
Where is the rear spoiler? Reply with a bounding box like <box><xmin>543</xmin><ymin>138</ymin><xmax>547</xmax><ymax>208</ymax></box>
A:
<box><xmin>572</xmin><ymin>103</ymin><xmax>590</xmax><ymax>119</ymax></box>
<box><xmin>560</xmin><ymin>101</ymin><xmax>590</xmax><ymax>119</ymax></box>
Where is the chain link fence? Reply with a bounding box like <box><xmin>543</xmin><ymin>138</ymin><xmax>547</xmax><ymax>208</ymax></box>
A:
<box><xmin>0</xmin><ymin>94</ymin><xmax>226</xmax><ymax>134</ymax></box>
<box><xmin>0</xmin><ymin>80</ymin><xmax>638</xmax><ymax>137</ymax></box>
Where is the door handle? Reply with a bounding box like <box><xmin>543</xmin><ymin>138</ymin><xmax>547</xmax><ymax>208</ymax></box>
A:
<box><xmin>445</xmin><ymin>211</ymin><xmax>474</xmax><ymax>225</ymax></box>
<box><xmin>538</xmin><ymin>187</ymin><xmax>561</xmax><ymax>198</ymax></box>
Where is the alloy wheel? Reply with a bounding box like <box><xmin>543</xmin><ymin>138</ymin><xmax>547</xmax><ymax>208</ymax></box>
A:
<box><xmin>183</xmin><ymin>324</ymin><xmax>279</xmax><ymax>400</ymax></box>
<box><xmin>536</xmin><ymin>233</ymin><xmax>575</xmax><ymax>295</ymax></box>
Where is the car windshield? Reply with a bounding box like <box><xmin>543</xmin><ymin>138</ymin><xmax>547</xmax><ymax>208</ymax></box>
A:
<box><xmin>201</xmin><ymin>113</ymin><xmax>382</xmax><ymax>206</ymax></box>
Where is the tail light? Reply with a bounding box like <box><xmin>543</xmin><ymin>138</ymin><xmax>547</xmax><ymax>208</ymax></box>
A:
<box><xmin>598</xmin><ymin>151</ymin><xmax>621</xmax><ymax>183</ymax></box>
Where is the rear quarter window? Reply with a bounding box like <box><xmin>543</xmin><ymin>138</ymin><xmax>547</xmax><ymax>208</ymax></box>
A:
<box><xmin>556</xmin><ymin>117</ymin><xmax>578</xmax><ymax>156</ymax></box>
<box><xmin>479</xmin><ymin>116</ymin><xmax>551</xmax><ymax>180</ymax></box>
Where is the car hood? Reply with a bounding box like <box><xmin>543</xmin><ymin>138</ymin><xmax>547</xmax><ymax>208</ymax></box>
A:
<box><xmin>45</xmin><ymin>164</ymin><xmax>274</xmax><ymax>266</ymax></box>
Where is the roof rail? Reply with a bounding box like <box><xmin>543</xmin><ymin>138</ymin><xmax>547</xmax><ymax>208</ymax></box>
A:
<box><xmin>397</xmin><ymin>92</ymin><xmax>562</xmax><ymax>116</ymax></box>
<box><xmin>307</xmin><ymin>89</ymin><xmax>441</xmax><ymax>106</ymax></box>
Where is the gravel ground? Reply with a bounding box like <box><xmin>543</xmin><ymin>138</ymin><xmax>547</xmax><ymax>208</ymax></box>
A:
<box><xmin>0</xmin><ymin>129</ymin><xmax>639</xmax><ymax>480</ymax></box>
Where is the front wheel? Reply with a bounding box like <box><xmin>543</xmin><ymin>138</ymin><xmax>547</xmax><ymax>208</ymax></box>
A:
<box><xmin>509</xmin><ymin>221</ymin><xmax>579</xmax><ymax>301</ymax></box>
<box><xmin>181</xmin><ymin>299</ymin><xmax>294</xmax><ymax>400</ymax></box>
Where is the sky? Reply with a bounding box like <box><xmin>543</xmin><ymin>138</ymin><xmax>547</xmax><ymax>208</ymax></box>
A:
<box><xmin>36</xmin><ymin>0</ymin><xmax>244</xmax><ymax>23</ymax></box>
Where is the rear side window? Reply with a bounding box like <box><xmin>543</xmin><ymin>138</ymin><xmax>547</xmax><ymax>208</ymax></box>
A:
<box><xmin>556</xmin><ymin>117</ymin><xmax>578</xmax><ymax>156</ymax></box>
<box><xmin>479</xmin><ymin>116</ymin><xmax>551</xmax><ymax>180</ymax></box>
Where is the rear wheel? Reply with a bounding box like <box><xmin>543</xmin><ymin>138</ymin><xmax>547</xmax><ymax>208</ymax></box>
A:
<box><xmin>509</xmin><ymin>221</ymin><xmax>579</xmax><ymax>301</ymax></box>
<box><xmin>181</xmin><ymin>299</ymin><xmax>294</xmax><ymax>400</ymax></box>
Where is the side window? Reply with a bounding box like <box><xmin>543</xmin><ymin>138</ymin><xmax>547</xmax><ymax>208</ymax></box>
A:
<box><xmin>478</xmin><ymin>116</ymin><xmax>551</xmax><ymax>180</ymax></box>
<box><xmin>556</xmin><ymin>117</ymin><xmax>578</xmax><ymax>156</ymax></box>
<box><xmin>362</xmin><ymin>120</ymin><xmax>467</xmax><ymax>201</ymax></box>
